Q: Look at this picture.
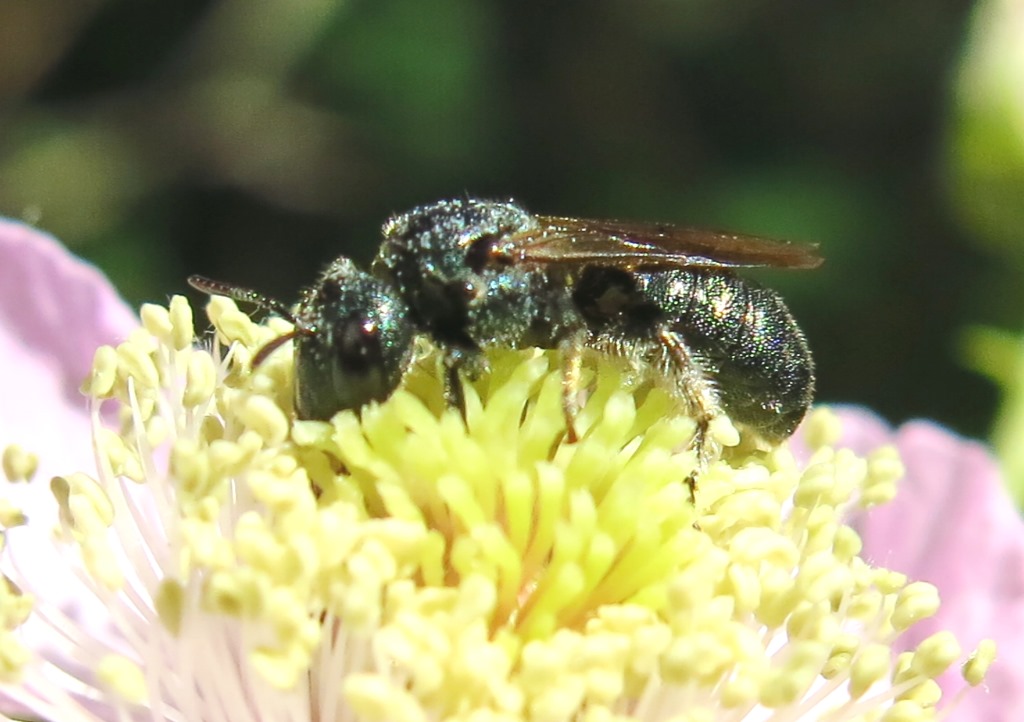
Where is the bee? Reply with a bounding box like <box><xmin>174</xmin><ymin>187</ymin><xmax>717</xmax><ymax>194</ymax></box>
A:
<box><xmin>373</xmin><ymin>198</ymin><xmax>820</xmax><ymax>466</ymax></box>
<box><xmin>191</xmin><ymin>197</ymin><xmax>820</xmax><ymax>495</ymax></box>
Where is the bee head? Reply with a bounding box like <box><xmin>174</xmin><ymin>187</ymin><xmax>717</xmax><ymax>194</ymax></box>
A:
<box><xmin>189</xmin><ymin>258</ymin><xmax>416</xmax><ymax>422</ymax></box>
<box><xmin>291</xmin><ymin>257</ymin><xmax>415</xmax><ymax>420</ymax></box>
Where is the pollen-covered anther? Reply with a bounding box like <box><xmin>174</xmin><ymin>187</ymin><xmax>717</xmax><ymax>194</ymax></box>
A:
<box><xmin>1</xmin><ymin>444</ymin><xmax>38</xmax><ymax>483</ymax></box>
<box><xmin>882</xmin><ymin>698</ymin><xmax>930</xmax><ymax>722</ymax></box>
<box><xmin>140</xmin><ymin>302</ymin><xmax>175</xmax><ymax>343</ymax></box>
<box><xmin>343</xmin><ymin>675</ymin><xmax>427</xmax><ymax>722</ymax></box>
<box><xmin>206</xmin><ymin>296</ymin><xmax>263</xmax><ymax>350</ymax></box>
<box><xmin>708</xmin><ymin>414</ymin><xmax>740</xmax><ymax>447</ymax></box>
<box><xmin>168</xmin><ymin>294</ymin><xmax>195</xmax><ymax>350</ymax></box>
<box><xmin>3</xmin><ymin>292</ymin><xmax>994</xmax><ymax>720</ymax></box>
<box><xmin>759</xmin><ymin>641</ymin><xmax>830</xmax><ymax>707</ymax></box>
<box><xmin>50</xmin><ymin>472</ymin><xmax>115</xmax><ymax>531</ymax></box>
<box><xmin>235</xmin><ymin>394</ymin><xmax>291</xmax><ymax>447</ymax></box>
<box><xmin>862</xmin><ymin>444</ymin><xmax>904</xmax><ymax>507</ymax></box>
<box><xmin>0</xmin><ymin>632</ymin><xmax>30</xmax><ymax>683</ymax></box>
<box><xmin>49</xmin><ymin>473</ymin><xmax>124</xmax><ymax>591</ymax></box>
<box><xmin>898</xmin><ymin>678</ymin><xmax>942</xmax><ymax>707</ymax></box>
<box><xmin>0</xmin><ymin>573</ymin><xmax>32</xmax><ymax>631</ymax></box>
<box><xmin>116</xmin><ymin>334</ymin><xmax>160</xmax><ymax>392</ymax></box>
<box><xmin>97</xmin><ymin>655</ymin><xmax>147</xmax><ymax>704</ymax></box>
<box><xmin>846</xmin><ymin>586</ymin><xmax>884</xmax><ymax>622</ymax></box>
<box><xmin>848</xmin><ymin>642</ymin><xmax>892</xmax><ymax>698</ymax></box>
<box><xmin>794</xmin><ymin>451</ymin><xmax>865</xmax><ymax>508</ymax></box>
<box><xmin>154</xmin><ymin>579</ymin><xmax>185</xmax><ymax>636</ymax></box>
<box><xmin>183</xmin><ymin>351</ymin><xmax>218</xmax><ymax>409</ymax></box>
<box><xmin>962</xmin><ymin>638</ymin><xmax>997</xmax><ymax>686</ymax></box>
<box><xmin>891</xmin><ymin>581</ymin><xmax>941</xmax><ymax>631</ymax></box>
<box><xmin>169</xmin><ymin>437</ymin><xmax>216</xmax><ymax>501</ymax></box>
<box><xmin>801</xmin><ymin>407</ymin><xmax>843</xmax><ymax>450</ymax></box>
<box><xmin>84</xmin><ymin>344</ymin><xmax>119</xmax><ymax>398</ymax></box>
<box><xmin>0</xmin><ymin>500</ymin><xmax>26</xmax><ymax>529</ymax></box>
<box><xmin>907</xmin><ymin>631</ymin><xmax>961</xmax><ymax>680</ymax></box>
<box><xmin>832</xmin><ymin>524</ymin><xmax>863</xmax><ymax>562</ymax></box>
<box><xmin>95</xmin><ymin>426</ymin><xmax>144</xmax><ymax>481</ymax></box>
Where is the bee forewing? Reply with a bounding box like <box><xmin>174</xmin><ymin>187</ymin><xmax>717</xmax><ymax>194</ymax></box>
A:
<box><xmin>499</xmin><ymin>216</ymin><xmax>822</xmax><ymax>270</ymax></box>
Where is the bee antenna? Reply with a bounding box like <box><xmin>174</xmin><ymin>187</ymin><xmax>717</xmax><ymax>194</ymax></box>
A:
<box><xmin>188</xmin><ymin>275</ymin><xmax>299</xmax><ymax>325</ymax></box>
<box><xmin>252</xmin><ymin>329</ymin><xmax>308</xmax><ymax>368</ymax></box>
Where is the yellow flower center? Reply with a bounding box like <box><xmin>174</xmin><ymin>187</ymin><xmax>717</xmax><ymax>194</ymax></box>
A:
<box><xmin>0</xmin><ymin>295</ymin><xmax>996</xmax><ymax>721</ymax></box>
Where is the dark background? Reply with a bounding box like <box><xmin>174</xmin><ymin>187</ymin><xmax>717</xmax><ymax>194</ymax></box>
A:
<box><xmin>0</xmin><ymin>0</ymin><xmax>1013</xmax><ymax>438</ymax></box>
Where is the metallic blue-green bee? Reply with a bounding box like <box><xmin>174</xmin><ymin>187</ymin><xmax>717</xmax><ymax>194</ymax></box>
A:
<box><xmin>373</xmin><ymin>198</ymin><xmax>819</xmax><ymax>455</ymax></box>
<box><xmin>191</xmin><ymin>197</ymin><xmax>820</xmax><ymax>477</ymax></box>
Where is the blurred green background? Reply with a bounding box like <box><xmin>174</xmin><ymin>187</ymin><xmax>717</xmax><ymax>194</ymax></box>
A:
<box><xmin>2</xmin><ymin>0</ymin><xmax>1021</xmax><ymax>441</ymax></box>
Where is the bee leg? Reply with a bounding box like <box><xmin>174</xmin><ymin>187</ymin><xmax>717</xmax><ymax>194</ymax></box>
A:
<box><xmin>557</xmin><ymin>330</ymin><xmax>588</xmax><ymax>443</ymax></box>
<box><xmin>443</xmin><ymin>359</ymin><xmax>467</xmax><ymax>416</ymax></box>
<box><xmin>655</xmin><ymin>327</ymin><xmax>724</xmax><ymax>503</ymax></box>
<box><xmin>441</xmin><ymin>348</ymin><xmax>488</xmax><ymax>426</ymax></box>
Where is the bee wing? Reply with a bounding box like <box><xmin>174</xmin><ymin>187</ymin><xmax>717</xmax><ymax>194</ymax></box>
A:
<box><xmin>498</xmin><ymin>215</ymin><xmax>823</xmax><ymax>270</ymax></box>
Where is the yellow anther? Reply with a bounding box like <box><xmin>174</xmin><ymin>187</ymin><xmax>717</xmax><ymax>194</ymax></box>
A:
<box><xmin>85</xmin><ymin>344</ymin><xmax>120</xmax><ymax>397</ymax></box>
<box><xmin>849</xmin><ymin>643</ymin><xmax>891</xmax><ymax>698</ymax></box>
<box><xmin>140</xmin><ymin>303</ymin><xmax>173</xmax><ymax>341</ymax></box>
<box><xmin>962</xmin><ymin>639</ymin><xmax>997</xmax><ymax>686</ymax></box>
<box><xmin>168</xmin><ymin>294</ymin><xmax>194</xmax><ymax>350</ymax></box>
<box><xmin>116</xmin><ymin>341</ymin><xmax>159</xmax><ymax>390</ymax></box>
<box><xmin>97</xmin><ymin>655</ymin><xmax>147</xmax><ymax>704</ymax></box>
<box><xmin>801</xmin><ymin>407</ymin><xmax>843</xmax><ymax>450</ymax></box>
<box><xmin>183</xmin><ymin>351</ymin><xmax>218</xmax><ymax>408</ymax></box>
<box><xmin>892</xmin><ymin>582</ymin><xmax>940</xmax><ymax>631</ymax></box>
<box><xmin>2</xmin><ymin>444</ymin><xmax>38</xmax><ymax>483</ymax></box>
<box><xmin>909</xmin><ymin>631</ymin><xmax>961</xmax><ymax>678</ymax></box>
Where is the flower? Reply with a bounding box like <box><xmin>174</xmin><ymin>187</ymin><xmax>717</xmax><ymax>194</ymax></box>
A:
<box><xmin>0</xmin><ymin>222</ymin><xmax>996</xmax><ymax>721</ymax></box>
<box><xmin>802</xmin><ymin>407</ymin><xmax>1024</xmax><ymax>722</ymax></box>
<box><xmin>0</xmin><ymin>218</ymin><xmax>138</xmax><ymax>719</ymax></box>
<box><xmin>0</xmin><ymin>217</ymin><xmax>137</xmax><ymax>502</ymax></box>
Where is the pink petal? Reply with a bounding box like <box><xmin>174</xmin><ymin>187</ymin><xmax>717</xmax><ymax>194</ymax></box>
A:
<box><xmin>0</xmin><ymin>218</ymin><xmax>137</xmax><ymax>481</ymax></box>
<box><xmin>829</xmin><ymin>408</ymin><xmax>1024</xmax><ymax>722</ymax></box>
<box><xmin>0</xmin><ymin>220</ymin><xmax>138</xmax><ymax>715</ymax></box>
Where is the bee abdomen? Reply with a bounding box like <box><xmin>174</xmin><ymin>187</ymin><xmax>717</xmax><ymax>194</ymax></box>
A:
<box><xmin>639</xmin><ymin>269</ymin><xmax>815</xmax><ymax>440</ymax></box>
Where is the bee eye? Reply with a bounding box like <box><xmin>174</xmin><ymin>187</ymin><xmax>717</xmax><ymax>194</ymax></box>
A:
<box><xmin>337</xmin><ymin>315</ymin><xmax>382</xmax><ymax>372</ymax></box>
<box><xmin>464</xmin><ymin>227</ymin><xmax>515</xmax><ymax>274</ymax></box>
<box><xmin>464</xmin><ymin>232</ymin><xmax>500</xmax><ymax>274</ymax></box>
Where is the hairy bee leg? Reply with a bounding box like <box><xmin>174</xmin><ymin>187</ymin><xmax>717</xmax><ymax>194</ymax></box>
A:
<box><xmin>557</xmin><ymin>330</ymin><xmax>588</xmax><ymax>443</ymax></box>
<box><xmin>443</xmin><ymin>360</ymin><xmax>467</xmax><ymax>418</ymax></box>
<box><xmin>655</xmin><ymin>327</ymin><xmax>724</xmax><ymax>502</ymax></box>
<box><xmin>440</xmin><ymin>349</ymin><xmax>470</xmax><ymax>423</ymax></box>
<box><xmin>441</xmin><ymin>348</ymin><xmax>489</xmax><ymax>427</ymax></box>
<box><xmin>682</xmin><ymin>421</ymin><xmax>710</xmax><ymax>506</ymax></box>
